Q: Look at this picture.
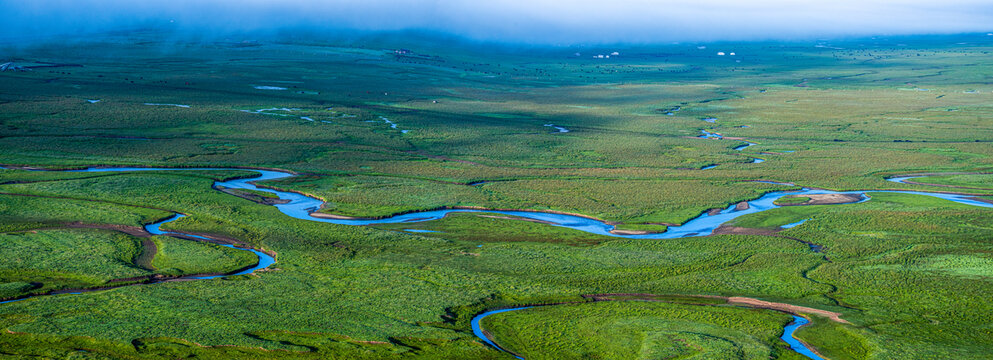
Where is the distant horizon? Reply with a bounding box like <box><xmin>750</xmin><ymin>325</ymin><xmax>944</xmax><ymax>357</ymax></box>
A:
<box><xmin>3</xmin><ymin>0</ymin><xmax>993</xmax><ymax>45</ymax></box>
<box><xmin>2</xmin><ymin>27</ymin><xmax>992</xmax><ymax>51</ymax></box>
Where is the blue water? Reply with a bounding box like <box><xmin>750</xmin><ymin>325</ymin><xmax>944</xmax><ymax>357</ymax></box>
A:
<box><xmin>781</xmin><ymin>316</ymin><xmax>824</xmax><ymax>360</ymax></box>
<box><xmin>543</xmin><ymin>124</ymin><xmax>570</xmax><ymax>133</ymax></box>
<box><xmin>8</xmin><ymin>166</ymin><xmax>991</xmax><ymax>358</ymax></box>
<box><xmin>0</xmin><ymin>202</ymin><xmax>276</xmax><ymax>305</ymax></box>
<box><xmin>64</xmin><ymin>167</ymin><xmax>993</xmax><ymax>241</ymax></box>
<box><xmin>752</xmin><ymin>157</ymin><xmax>765</xmax><ymax>164</ymax></box>
<box><xmin>471</xmin><ymin>307</ymin><xmax>824</xmax><ymax>360</ymax></box>
<box><xmin>780</xmin><ymin>219</ymin><xmax>809</xmax><ymax>229</ymax></box>
<box><xmin>403</xmin><ymin>229</ymin><xmax>439</xmax><ymax>233</ymax></box>
<box><xmin>734</xmin><ymin>142</ymin><xmax>757</xmax><ymax>150</ymax></box>
<box><xmin>701</xmin><ymin>164</ymin><xmax>718</xmax><ymax>170</ymax></box>
<box><xmin>145</xmin><ymin>213</ymin><xmax>275</xmax><ymax>280</ymax></box>
<box><xmin>471</xmin><ymin>307</ymin><xmax>532</xmax><ymax>359</ymax></box>
<box><xmin>699</xmin><ymin>130</ymin><xmax>722</xmax><ymax>139</ymax></box>
<box><xmin>886</xmin><ymin>176</ymin><xmax>923</xmax><ymax>184</ymax></box>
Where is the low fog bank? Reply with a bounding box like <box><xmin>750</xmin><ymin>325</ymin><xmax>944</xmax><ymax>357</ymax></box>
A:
<box><xmin>2</xmin><ymin>0</ymin><xmax>992</xmax><ymax>45</ymax></box>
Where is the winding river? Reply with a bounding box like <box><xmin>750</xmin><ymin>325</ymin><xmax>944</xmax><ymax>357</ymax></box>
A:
<box><xmin>255</xmin><ymin>174</ymin><xmax>981</xmax><ymax>239</ymax></box>
<box><xmin>781</xmin><ymin>316</ymin><xmax>824</xmax><ymax>360</ymax></box>
<box><xmin>471</xmin><ymin>307</ymin><xmax>531</xmax><ymax>360</ymax></box>
<box><xmin>4</xmin><ymin>166</ymin><xmax>992</xmax><ymax>358</ymax></box>
<box><xmin>53</xmin><ymin>167</ymin><xmax>993</xmax><ymax>240</ymax></box>
<box><xmin>145</xmin><ymin>214</ymin><xmax>275</xmax><ymax>279</ymax></box>
<box><xmin>734</xmin><ymin>142</ymin><xmax>757</xmax><ymax>151</ymax></box>
<box><xmin>0</xmin><ymin>210</ymin><xmax>276</xmax><ymax>304</ymax></box>
<box><xmin>470</xmin><ymin>306</ymin><xmax>824</xmax><ymax>360</ymax></box>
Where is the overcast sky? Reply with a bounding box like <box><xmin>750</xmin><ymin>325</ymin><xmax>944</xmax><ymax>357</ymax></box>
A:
<box><xmin>4</xmin><ymin>0</ymin><xmax>993</xmax><ymax>44</ymax></box>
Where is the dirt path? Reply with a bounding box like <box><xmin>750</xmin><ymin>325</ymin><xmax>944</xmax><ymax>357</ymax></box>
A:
<box><xmin>726</xmin><ymin>296</ymin><xmax>850</xmax><ymax>324</ymax></box>
<box><xmin>582</xmin><ymin>293</ymin><xmax>849</xmax><ymax>323</ymax></box>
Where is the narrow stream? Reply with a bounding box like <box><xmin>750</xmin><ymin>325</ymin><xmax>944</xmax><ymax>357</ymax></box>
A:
<box><xmin>543</xmin><ymin>124</ymin><xmax>570</xmax><ymax>133</ymax></box>
<box><xmin>146</xmin><ymin>214</ymin><xmax>275</xmax><ymax>279</ymax></box>
<box><xmin>471</xmin><ymin>307</ymin><xmax>531</xmax><ymax>360</ymax></box>
<box><xmin>699</xmin><ymin>130</ymin><xmax>722</xmax><ymax>139</ymax></box>
<box><xmin>0</xmin><ymin>198</ymin><xmax>275</xmax><ymax>304</ymax></box>
<box><xmin>780</xmin><ymin>219</ymin><xmax>809</xmax><ymax>229</ymax></box>
<box><xmin>886</xmin><ymin>176</ymin><xmax>923</xmax><ymax>184</ymax></box>
<box><xmin>734</xmin><ymin>142</ymin><xmax>757</xmax><ymax>151</ymax></box>
<box><xmin>470</xmin><ymin>306</ymin><xmax>825</xmax><ymax>360</ymax></box>
<box><xmin>781</xmin><ymin>316</ymin><xmax>824</xmax><ymax>360</ymax></box>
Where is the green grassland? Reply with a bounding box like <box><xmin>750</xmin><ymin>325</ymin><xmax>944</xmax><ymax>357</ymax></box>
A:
<box><xmin>371</xmin><ymin>212</ymin><xmax>613</xmax><ymax>246</ymax></box>
<box><xmin>0</xmin><ymin>170</ymin><xmax>988</xmax><ymax>358</ymax></box>
<box><xmin>0</xmin><ymin>192</ymin><xmax>170</xmax><ymax>233</ymax></box>
<box><xmin>150</xmin><ymin>235</ymin><xmax>257</xmax><ymax>276</ymax></box>
<box><xmin>0</xmin><ymin>229</ymin><xmax>150</xmax><ymax>298</ymax></box>
<box><xmin>481</xmin><ymin>301</ymin><xmax>808</xmax><ymax>360</ymax></box>
<box><xmin>0</xmin><ymin>227</ymin><xmax>256</xmax><ymax>300</ymax></box>
<box><xmin>909</xmin><ymin>173</ymin><xmax>993</xmax><ymax>189</ymax></box>
<box><xmin>0</xmin><ymin>32</ymin><xmax>991</xmax><ymax>358</ymax></box>
<box><xmin>3</xmin><ymin>35</ymin><xmax>993</xmax><ymax>195</ymax></box>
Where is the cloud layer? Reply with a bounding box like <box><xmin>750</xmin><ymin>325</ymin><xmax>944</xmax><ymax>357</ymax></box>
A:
<box><xmin>4</xmin><ymin>0</ymin><xmax>993</xmax><ymax>44</ymax></box>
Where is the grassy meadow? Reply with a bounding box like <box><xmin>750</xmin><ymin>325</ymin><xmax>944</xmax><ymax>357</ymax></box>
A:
<box><xmin>0</xmin><ymin>31</ymin><xmax>992</xmax><ymax>358</ymax></box>
<box><xmin>480</xmin><ymin>301</ymin><xmax>808</xmax><ymax>360</ymax></box>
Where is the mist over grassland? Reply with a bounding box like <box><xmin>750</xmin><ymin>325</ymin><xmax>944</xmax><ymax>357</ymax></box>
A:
<box><xmin>2</xmin><ymin>0</ymin><xmax>993</xmax><ymax>46</ymax></box>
